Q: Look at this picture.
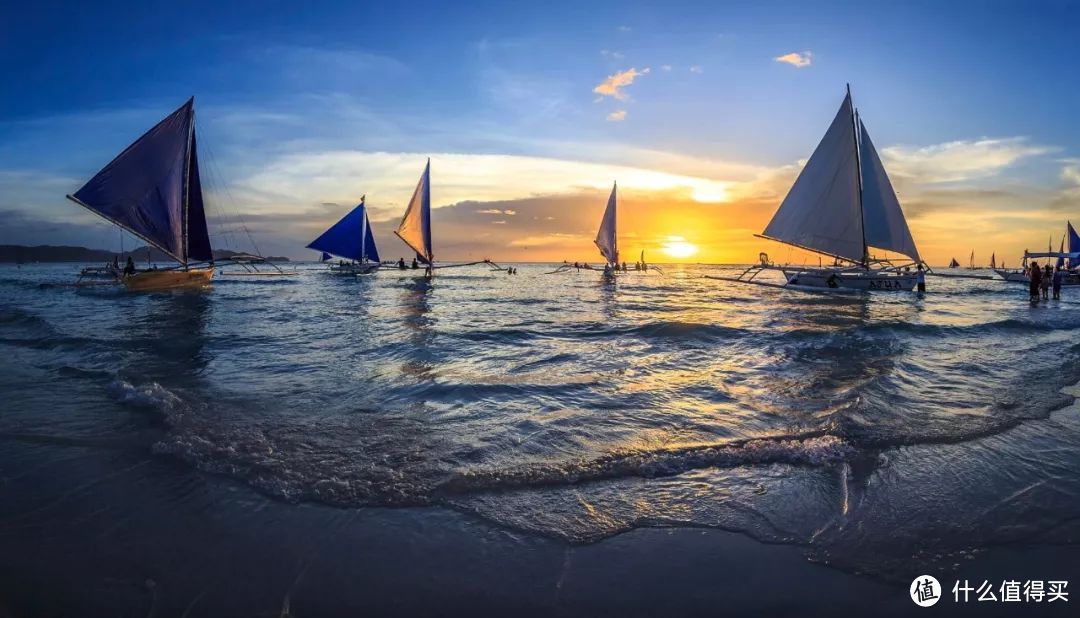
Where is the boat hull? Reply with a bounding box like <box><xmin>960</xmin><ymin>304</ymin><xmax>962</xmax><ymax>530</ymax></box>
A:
<box><xmin>782</xmin><ymin>269</ymin><xmax>917</xmax><ymax>291</ymax></box>
<box><xmin>994</xmin><ymin>269</ymin><xmax>1080</xmax><ymax>285</ymax></box>
<box><xmin>328</xmin><ymin>262</ymin><xmax>380</xmax><ymax>276</ymax></box>
<box><xmin>123</xmin><ymin>267</ymin><xmax>214</xmax><ymax>291</ymax></box>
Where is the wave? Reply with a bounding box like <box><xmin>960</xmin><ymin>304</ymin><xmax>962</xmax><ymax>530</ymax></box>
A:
<box><xmin>435</xmin><ymin>434</ymin><xmax>853</xmax><ymax>497</ymax></box>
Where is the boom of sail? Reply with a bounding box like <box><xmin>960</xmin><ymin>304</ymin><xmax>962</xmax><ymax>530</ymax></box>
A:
<box><xmin>760</xmin><ymin>89</ymin><xmax>921</xmax><ymax>266</ymax></box>
<box><xmin>67</xmin><ymin>98</ymin><xmax>212</xmax><ymax>266</ymax></box>
<box><xmin>307</xmin><ymin>197</ymin><xmax>381</xmax><ymax>263</ymax></box>
<box><xmin>595</xmin><ymin>182</ymin><xmax>618</xmax><ymax>265</ymax></box>
<box><xmin>395</xmin><ymin>160</ymin><xmax>433</xmax><ymax>264</ymax></box>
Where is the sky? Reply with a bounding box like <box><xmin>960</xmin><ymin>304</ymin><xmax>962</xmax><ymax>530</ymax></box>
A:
<box><xmin>1</xmin><ymin>0</ymin><xmax>1079</xmax><ymax>265</ymax></box>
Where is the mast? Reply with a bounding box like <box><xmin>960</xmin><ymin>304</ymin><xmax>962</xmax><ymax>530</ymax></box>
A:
<box><xmin>180</xmin><ymin>98</ymin><xmax>195</xmax><ymax>268</ymax></box>
<box><xmin>359</xmin><ymin>195</ymin><xmax>367</xmax><ymax>263</ymax></box>
<box><xmin>849</xmin><ymin>84</ymin><xmax>867</xmax><ymax>268</ymax></box>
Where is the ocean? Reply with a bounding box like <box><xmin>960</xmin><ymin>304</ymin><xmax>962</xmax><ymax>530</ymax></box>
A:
<box><xmin>2</xmin><ymin>262</ymin><xmax>1080</xmax><ymax>615</ymax></box>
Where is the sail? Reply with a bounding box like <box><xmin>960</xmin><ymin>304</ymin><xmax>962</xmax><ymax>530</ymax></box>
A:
<box><xmin>859</xmin><ymin>121</ymin><xmax>920</xmax><ymax>263</ymax></box>
<box><xmin>594</xmin><ymin>182</ymin><xmax>618</xmax><ymax>265</ymax></box>
<box><xmin>1068</xmin><ymin>222</ymin><xmax>1079</xmax><ymax>269</ymax></box>
<box><xmin>321</xmin><ymin>252</ymin><xmax>332</xmax><ymax>262</ymax></box>
<box><xmin>69</xmin><ymin>98</ymin><xmax>209</xmax><ymax>265</ymax></box>
<box><xmin>185</xmin><ymin>132</ymin><xmax>213</xmax><ymax>262</ymax></box>
<box><xmin>395</xmin><ymin>161</ymin><xmax>433</xmax><ymax>264</ymax></box>
<box><xmin>990</xmin><ymin>253</ymin><xmax>996</xmax><ymax>269</ymax></box>
<box><xmin>1058</xmin><ymin>237</ymin><xmax>1066</xmax><ymax>269</ymax></box>
<box><xmin>363</xmin><ymin>208</ymin><xmax>380</xmax><ymax>263</ymax></box>
<box><xmin>949</xmin><ymin>258</ymin><xmax>960</xmax><ymax>268</ymax></box>
<box><xmin>762</xmin><ymin>93</ymin><xmax>864</xmax><ymax>263</ymax></box>
<box><xmin>307</xmin><ymin>199</ymin><xmax>380</xmax><ymax>262</ymax></box>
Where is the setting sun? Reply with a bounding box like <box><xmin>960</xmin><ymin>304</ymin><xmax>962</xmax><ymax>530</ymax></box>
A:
<box><xmin>661</xmin><ymin>236</ymin><xmax>699</xmax><ymax>259</ymax></box>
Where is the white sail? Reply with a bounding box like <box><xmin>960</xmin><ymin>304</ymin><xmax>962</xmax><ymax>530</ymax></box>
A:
<box><xmin>595</xmin><ymin>182</ymin><xmax>618</xmax><ymax>265</ymax></box>
<box><xmin>858</xmin><ymin>120</ymin><xmax>921</xmax><ymax>263</ymax></box>
<box><xmin>761</xmin><ymin>93</ymin><xmax>864</xmax><ymax>263</ymax></box>
<box><xmin>395</xmin><ymin>160</ymin><xmax>433</xmax><ymax>264</ymax></box>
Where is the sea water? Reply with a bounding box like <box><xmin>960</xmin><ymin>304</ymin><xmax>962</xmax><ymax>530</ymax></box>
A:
<box><xmin>3</xmin><ymin>263</ymin><xmax>1080</xmax><ymax>594</ymax></box>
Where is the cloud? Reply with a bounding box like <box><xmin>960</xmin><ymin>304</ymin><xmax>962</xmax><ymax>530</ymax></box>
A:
<box><xmin>617</xmin><ymin>25</ymin><xmax>632</xmax><ymax>32</ymax></box>
<box><xmin>476</xmin><ymin>208</ymin><xmax>517</xmax><ymax>215</ymax></box>
<box><xmin>600</xmin><ymin>50</ymin><xmax>625</xmax><ymax>60</ymax></box>
<box><xmin>1062</xmin><ymin>159</ymin><xmax>1080</xmax><ymax>186</ymax></box>
<box><xmin>689</xmin><ymin>65</ymin><xmax>703</xmax><ymax>74</ymax></box>
<box><xmin>881</xmin><ymin>137</ymin><xmax>1056</xmax><ymax>183</ymax></box>
<box><xmin>660</xmin><ymin>65</ymin><xmax>673</xmax><ymax>72</ymax></box>
<box><xmin>593</xmin><ymin>67</ymin><xmax>650</xmax><ymax>100</ymax></box>
<box><xmin>775</xmin><ymin>51</ymin><xmax>812</xmax><ymax>68</ymax></box>
<box><xmin>607</xmin><ymin>110</ymin><xmax>628</xmax><ymax>122</ymax></box>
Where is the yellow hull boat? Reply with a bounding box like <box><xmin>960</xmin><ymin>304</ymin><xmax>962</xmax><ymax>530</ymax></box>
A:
<box><xmin>123</xmin><ymin>267</ymin><xmax>214</xmax><ymax>291</ymax></box>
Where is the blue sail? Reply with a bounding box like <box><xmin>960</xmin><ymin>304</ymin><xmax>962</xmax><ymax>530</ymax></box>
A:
<box><xmin>68</xmin><ymin>98</ymin><xmax>210</xmax><ymax>265</ymax></box>
<box><xmin>307</xmin><ymin>200</ymin><xmax>380</xmax><ymax>262</ymax></box>
<box><xmin>321</xmin><ymin>252</ymin><xmax>332</xmax><ymax>262</ymax></box>
<box><xmin>1068</xmin><ymin>222</ymin><xmax>1080</xmax><ymax>269</ymax></box>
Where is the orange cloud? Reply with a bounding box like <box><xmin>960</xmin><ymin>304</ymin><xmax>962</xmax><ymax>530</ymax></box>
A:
<box><xmin>775</xmin><ymin>51</ymin><xmax>812</xmax><ymax>68</ymax></box>
<box><xmin>593</xmin><ymin>67</ymin><xmax>650</xmax><ymax>100</ymax></box>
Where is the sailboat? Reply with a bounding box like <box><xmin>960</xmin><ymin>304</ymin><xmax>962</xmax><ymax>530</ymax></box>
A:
<box><xmin>948</xmin><ymin>257</ymin><xmax>960</xmax><ymax>268</ymax></box>
<box><xmin>67</xmin><ymin>98</ymin><xmax>214</xmax><ymax>291</ymax></box>
<box><xmin>724</xmin><ymin>86</ymin><xmax>922</xmax><ymax>291</ymax></box>
<box><xmin>392</xmin><ymin>160</ymin><xmax>503</xmax><ymax>277</ymax></box>
<box><xmin>307</xmin><ymin>196</ymin><xmax>381</xmax><ymax>275</ymax></box>
<box><xmin>968</xmin><ymin>250</ymin><xmax>976</xmax><ymax>270</ymax></box>
<box><xmin>989</xmin><ymin>253</ymin><xmax>997</xmax><ymax>269</ymax></box>
<box><xmin>995</xmin><ymin>221</ymin><xmax>1080</xmax><ymax>284</ymax></box>
<box><xmin>595</xmin><ymin>182</ymin><xmax>619</xmax><ymax>276</ymax></box>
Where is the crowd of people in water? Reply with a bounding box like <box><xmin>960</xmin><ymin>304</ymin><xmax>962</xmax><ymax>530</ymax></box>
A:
<box><xmin>1025</xmin><ymin>261</ymin><xmax>1068</xmax><ymax>302</ymax></box>
<box><xmin>563</xmin><ymin>259</ymin><xmax>649</xmax><ymax>275</ymax></box>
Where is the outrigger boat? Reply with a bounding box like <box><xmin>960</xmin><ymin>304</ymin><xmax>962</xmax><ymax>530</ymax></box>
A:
<box><xmin>715</xmin><ymin>86</ymin><xmax>922</xmax><ymax>292</ymax></box>
<box><xmin>995</xmin><ymin>223</ymin><xmax>1080</xmax><ymax>284</ymax></box>
<box><xmin>392</xmin><ymin>160</ymin><xmax>504</xmax><ymax>278</ymax></box>
<box><xmin>546</xmin><ymin>182</ymin><xmax>659</xmax><ymax>276</ymax></box>
<box><xmin>307</xmin><ymin>196</ymin><xmax>381</xmax><ymax>275</ymax></box>
<box><xmin>948</xmin><ymin>258</ymin><xmax>960</xmax><ymax>268</ymax></box>
<box><xmin>66</xmin><ymin>98</ymin><xmax>215</xmax><ymax>291</ymax></box>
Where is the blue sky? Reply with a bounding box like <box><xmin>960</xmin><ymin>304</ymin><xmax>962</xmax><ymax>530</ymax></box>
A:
<box><xmin>2</xmin><ymin>0</ymin><xmax>1079</xmax><ymax>262</ymax></box>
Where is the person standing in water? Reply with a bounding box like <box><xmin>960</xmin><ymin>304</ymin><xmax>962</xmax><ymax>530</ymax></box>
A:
<box><xmin>915</xmin><ymin>264</ymin><xmax>926</xmax><ymax>293</ymax></box>
<box><xmin>1029</xmin><ymin>261</ymin><xmax>1042</xmax><ymax>302</ymax></box>
<box><xmin>1042</xmin><ymin>265</ymin><xmax>1052</xmax><ymax>300</ymax></box>
<box><xmin>1053</xmin><ymin>265</ymin><xmax>1065</xmax><ymax>300</ymax></box>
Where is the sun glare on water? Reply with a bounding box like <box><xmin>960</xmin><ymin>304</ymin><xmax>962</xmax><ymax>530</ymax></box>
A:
<box><xmin>661</xmin><ymin>236</ymin><xmax>699</xmax><ymax>259</ymax></box>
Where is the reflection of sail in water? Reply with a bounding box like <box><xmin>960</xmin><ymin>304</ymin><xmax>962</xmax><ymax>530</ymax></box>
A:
<box><xmin>399</xmin><ymin>280</ymin><xmax>436</xmax><ymax>381</ymax></box>
<box><xmin>127</xmin><ymin>294</ymin><xmax>212</xmax><ymax>385</ymax></box>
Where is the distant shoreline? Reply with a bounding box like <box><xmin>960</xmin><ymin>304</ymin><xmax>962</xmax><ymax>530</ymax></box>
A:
<box><xmin>0</xmin><ymin>245</ymin><xmax>289</xmax><ymax>263</ymax></box>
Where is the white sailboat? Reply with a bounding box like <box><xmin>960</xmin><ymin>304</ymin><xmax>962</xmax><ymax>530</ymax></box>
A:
<box><xmin>722</xmin><ymin>86</ymin><xmax>922</xmax><ymax>292</ymax></box>
<box><xmin>595</xmin><ymin>182</ymin><xmax>619</xmax><ymax>276</ymax></box>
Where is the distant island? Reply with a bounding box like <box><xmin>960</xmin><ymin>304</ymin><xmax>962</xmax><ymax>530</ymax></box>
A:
<box><xmin>0</xmin><ymin>245</ymin><xmax>290</xmax><ymax>263</ymax></box>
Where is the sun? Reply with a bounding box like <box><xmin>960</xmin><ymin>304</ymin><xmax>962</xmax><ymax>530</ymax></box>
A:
<box><xmin>661</xmin><ymin>236</ymin><xmax>699</xmax><ymax>259</ymax></box>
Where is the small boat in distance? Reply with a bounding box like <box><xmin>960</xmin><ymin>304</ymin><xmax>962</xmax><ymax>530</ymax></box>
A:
<box><xmin>307</xmin><ymin>196</ymin><xmax>381</xmax><ymax>275</ymax></box>
<box><xmin>66</xmin><ymin>98</ymin><xmax>214</xmax><ymax>291</ymax></box>
<box><xmin>719</xmin><ymin>86</ymin><xmax>922</xmax><ymax>291</ymax></box>
<box><xmin>948</xmin><ymin>257</ymin><xmax>960</xmax><ymax>268</ymax></box>
<box><xmin>594</xmin><ymin>182</ymin><xmax>619</xmax><ymax>276</ymax></box>
<box><xmin>989</xmin><ymin>253</ymin><xmax>997</xmax><ymax>269</ymax></box>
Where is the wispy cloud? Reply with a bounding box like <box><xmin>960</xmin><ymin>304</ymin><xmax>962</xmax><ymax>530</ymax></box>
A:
<box><xmin>593</xmin><ymin>67</ymin><xmax>650</xmax><ymax>100</ymax></box>
<box><xmin>660</xmin><ymin>65</ymin><xmax>673</xmax><ymax>72</ymax></box>
<box><xmin>689</xmin><ymin>65</ymin><xmax>703</xmax><ymax>74</ymax></box>
<box><xmin>607</xmin><ymin>110</ymin><xmax>628</xmax><ymax>122</ymax></box>
<box><xmin>775</xmin><ymin>51</ymin><xmax>812</xmax><ymax>68</ymax></box>
<box><xmin>600</xmin><ymin>49</ymin><xmax>625</xmax><ymax>60</ymax></box>
<box><xmin>617</xmin><ymin>25</ymin><xmax>632</xmax><ymax>32</ymax></box>
<box><xmin>882</xmin><ymin>137</ymin><xmax>1056</xmax><ymax>183</ymax></box>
